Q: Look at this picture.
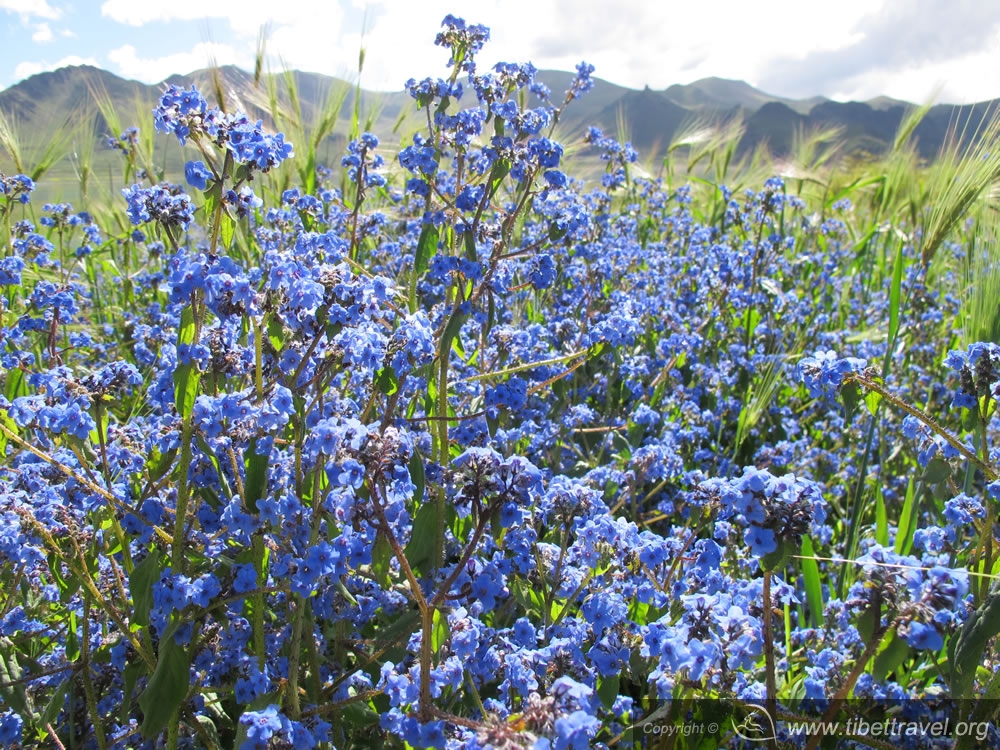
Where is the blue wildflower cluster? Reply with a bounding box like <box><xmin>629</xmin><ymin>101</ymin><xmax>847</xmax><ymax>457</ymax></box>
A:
<box><xmin>0</xmin><ymin>172</ymin><xmax>35</xmax><ymax>204</ymax></box>
<box><xmin>153</xmin><ymin>83</ymin><xmax>293</xmax><ymax>172</ymax></box>
<box><xmin>122</xmin><ymin>183</ymin><xmax>194</xmax><ymax>231</ymax></box>
<box><xmin>342</xmin><ymin>132</ymin><xmax>386</xmax><ymax>189</ymax></box>
<box><xmin>0</xmin><ymin>12</ymin><xmax>999</xmax><ymax>750</ymax></box>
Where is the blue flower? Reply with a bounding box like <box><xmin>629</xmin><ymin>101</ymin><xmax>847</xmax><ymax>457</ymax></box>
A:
<box><xmin>122</xmin><ymin>183</ymin><xmax>194</xmax><ymax>230</ymax></box>
<box><xmin>903</xmin><ymin>621</ymin><xmax>943</xmax><ymax>651</ymax></box>
<box><xmin>685</xmin><ymin>639</ymin><xmax>718</xmax><ymax>681</ymax></box>
<box><xmin>239</xmin><ymin>704</ymin><xmax>287</xmax><ymax>748</ymax></box>
<box><xmin>554</xmin><ymin>710</ymin><xmax>600</xmax><ymax>750</ymax></box>
<box><xmin>0</xmin><ymin>711</ymin><xmax>22</xmax><ymax>746</ymax></box>
<box><xmin>744</xmin><ymin>526</ymin><xmax>777</xmax><ymax>557</ymax></box>
<box><xmin>184</xmin><ymin>160</ymin><xmax>213</xmax><ymax>190</ymax></box>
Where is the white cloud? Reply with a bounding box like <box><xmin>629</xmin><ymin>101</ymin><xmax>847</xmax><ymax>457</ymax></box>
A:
<box><xmin>61</xmin><ymin>0</ymin><xmax>1000</xmax><ymax>103</ymax></box>
<box><xmin>101</xmin><ymin>0</ymin><xmax>343</xmax><ymax>37</ymax></box>
<box><xmin>330</xmin><ymin>0</ymin><xmax>873</xmax><ymax>90</ymax></box>
<box><xmin>108</xmin><ymin>42</ymin><xmax>249</xmax><ymax>82</ymax></box>
<box><xmin>89</xmin><ymin>0</ymin><xmax>965</xmax><ymax>102</ymax></box>
<box><xmin>13</xmin><ymin>62</ymin><xmax>45</xmax><ymax>80</ymax></box>
<box><xmin>251</xmin><ymin>0</ymin><xmax>878</xmax><ymax>92</ymax></box>
<box><xmin>100</xmin><ymin>0</ymin><xmax>367</xmax><ymax>85</ymax></box>
<box><xmin>60</xmin><ymin>28</ymin><xmax>75</xmax><ymax>38</ymax></box>
<box><xmin>827</xmin><ymin>43</ymin><xmax>1000</xmax><ymax>105</ymax></box>
<box><xmin>32</xmin><ymin>22</ymin><xmax>52</xmax><ymax>43</ymax></box>
<box><xmin>13</xmin><ymin>55</ymin><xmax>99</xmax><ymax>81</ymax></box>
<box><xmin>755</xmin><ymin>0</ymin><xmax>1000</xmax><ymax>102</ymax></box>
<box><xmin>0</xmin><ymin>0</ymin><xmax>61</xmax><ymax>20</ymax></box>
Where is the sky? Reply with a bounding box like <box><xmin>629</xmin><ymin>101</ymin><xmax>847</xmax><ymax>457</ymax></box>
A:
<box><xmin>2</xmin><ymin>0</ymin><xmax>1000</xmax><ymax>105</ymax></box>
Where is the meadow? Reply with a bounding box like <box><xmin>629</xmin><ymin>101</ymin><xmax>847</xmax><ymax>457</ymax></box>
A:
<box><xmin>2</xmin><ymin>14</ymin><xmax>1000</xmax><ymax>749</ymax></box>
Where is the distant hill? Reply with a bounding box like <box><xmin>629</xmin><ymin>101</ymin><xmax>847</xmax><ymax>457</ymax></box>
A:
<box><xmin>663</xmin><ymin>76</ymin><xmax>825</xmax><ymax>115</ymax></box>
<box><xmin>2</xmin><ymin>63</ymin><xmax>1000</xmax><ymax>196</ymax></box>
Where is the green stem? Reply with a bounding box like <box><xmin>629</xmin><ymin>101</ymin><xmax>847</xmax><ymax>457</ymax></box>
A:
<box><xmin>253</xmin><ymin>314</ymin><xmax>266</xmax><ymax>403</ymax></box>
<box><xmin>838</xmin><ymin>411</ymin><xmax>879</xmax><ymax>599</ymax></box>
<box><xmin>434</xmin><ymin>350</ymin><xmax>449</xmax><ymax>571</ymax></box>
<box><xmin>172</xmin><ymin>293</ymin><xmax>204</xmax><ymax>575</ymax></box>
<box><xmin>167</xmin><ymin>716</ymin><xmax>180</xmax><ymax>750</ymax></box>
<box><xmin>287</xmin><ymin>597</ymin><xmax>307</xmax><ymax>720</ymax></box>
<box><xmin>976</xmin><ymin>403</ymin><xmax>995</xmax><ymax>603</ymax></box>
<box><xmin>287</xmin><ymin>454</ymin><xmax>325</xmax><ymax>720</ymax></box>
<box><xmin>80</xmin><ymin>601</ymin><xmax>108</xmax><ymax>750</ymax></box>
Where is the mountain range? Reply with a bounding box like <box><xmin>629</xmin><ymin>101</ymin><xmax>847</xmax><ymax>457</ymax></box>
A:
<box><xmin>2</xmin><ymin>63</ymin><xmax>999</xmax><ymax>181</ymax></box>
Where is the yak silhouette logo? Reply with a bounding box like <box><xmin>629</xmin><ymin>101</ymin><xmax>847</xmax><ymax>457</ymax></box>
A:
<box><xmin>731</xmin><ymin>704</ymin><xmax>778</xmax><ymax>743</ymax></box>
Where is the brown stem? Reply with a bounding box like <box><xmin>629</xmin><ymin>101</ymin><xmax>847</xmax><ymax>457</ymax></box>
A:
<box><xmin>762</xmin><ymin>570</ymin><xmax>778</xmax><ymax>750</ymax></box>
<box><xmin>845</xmin><ymin>373</ymin><xmax>996</xmax><ymax>480</ymax></box>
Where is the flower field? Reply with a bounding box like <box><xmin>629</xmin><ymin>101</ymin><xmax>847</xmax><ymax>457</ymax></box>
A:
<box><xmin>3</xmin><ymin>14</ymin><xmax>1000</xmax><ymax>750</ymax></box>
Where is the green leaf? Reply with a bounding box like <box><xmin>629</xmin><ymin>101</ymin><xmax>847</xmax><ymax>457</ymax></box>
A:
<box><xmin>130</xmin><ymin>549</ymin><xmax>164</xmax><ymax>629</ymax></box>
<box><xmin>4</xmin><ymin>366</ymin><xmax>27</xmax><ymax>401</ymax></box>
<box><xmin>875</xmin><ymin>484</ymin><xmax>888</xmax><ymax>547</ymax></box>
<box><xmin>40</xmin><ymin>678</ymin><xmax>70</xmax><ymax>732</ymax></box>
<box><xmin>488</xmin><ymin>158</ymin><xmax>511</xmax><ymax>200</ymax></box>
<box><xmin>219</xmin><ymin>210</ymin><xmax>236</xmax><ymax>250</ymax></box>
<box><xmin>895</xmin><ymin>477</ymin><xmax>917</xmax><ymax>556</ymax></box>
<box><xmin>960</xmin><ymin>667</ymin><xmax>1000</xmax><ymax>749</ymax></box>
<box><xmin>856</xmin><ymin>599</ymin><xmax>879</xmax><ymax>646</ymax></box>
<box><xmin>485</xmin><ymin>292</ymin><xmax>496</xmax><ymax>339</ymax></box>
<box><xmin>48</xmin><ymin>552</ymin><xmax>81</xmax><ymax>602</ymax></box>
<box><xmin>864</xmin><ymin>390</ymin><xmax>883</xmax><ymax>416</ymax></box>
<box><xmin>597</xmin><ymin>674</ymin><xmax>620</xmax><ymax>709</ymax></box>
<box><xmin>409</xmin><ymin>450</ymin><xmax>426</xmax><ymax>505</ymax></box>
<box><xmin>173</xmin><ymin>306</ymin><xmax>201</xmax><ymax>419</ymax></box>
<box><xmin>369</xmin><ymin>607</ymin><xmax>421</xmax><ymax>649</ymax></box>
<box><xmin>375</xmin><ymin>366</ymin><xmax>399</xmax><ymax>396</ymax></box>
<box><xmin>371</xmin><ymin>531</ymin><xmax>392</xmax><ymax>588</ymax></box>
<box><xmin>414</xmin><ymin>223</ymin><xmax>439</xmax><ymax>277</ymax></box>
<box><xmin>840</xmin><ymin>380</ymin><xmax>861</xmax><ymax>425</ymax></box>
<box><xmin>341</xmin><ymin>699</ymin><xmax>381</xmax><ymax>728</ymax></box>
<box><xmin>203</xmin><ymin>179</ymin><xmax>222</xmax><ymax>221</ymax></box>
<box><xmin>921</xmin><ymin>457</ymin><xmax>951</xmax><ymax>485</ymax></box>
<box><xmin>0</xmin><ymin>411</ymin><xmax>15</xmax><ymax>456</ymax></box>
<box><xmin>139</xmin><ymin>636</ymin><xmax>191</xmax><ymax>739</ymax></box>
<box><xmin>759</xmin><ymin>537</ymin><xmax>792</xmax><ymax>572</ymax></box>
<box><xmin>267</xmin><ymin>316</ymin><xmax>285</xmax><ymax>352</ymax></box>
<box><xmin>741</xmin><ymin>307</ymin><xmax>761</xmax><ymax>340</ymax></box>
<box><xmin>441</xmin><ymin>309</ymin><xmax>469</xmax><ymax>366</ymax></box>
<box><xmin>404</xmin><ymin>501</ymin><xmax>440</xmax><ymax>575</ymax></box>
<box><xmin>65</xmin><ymin>611</ymin><xmax>79</xmax><ymax>662</ymax></box>
<box><xmin>431</xmin><ymin>607</ymin><xmax>449</xmax><ymax>652</ymax></box>
<box><xmin>463</xmin><ymin>229</ymin><xmax>477</xmax><ymax>262</ymax></box>
<box><xmin>799</xmin><ymin>537</ymin><xmax>824</xmax><ymax>627</ymax></box>
<box><xmin>195</xmin><ymin>435</ymin><xmax>232</xmax><ymax>501</ymax></box>
<box><xmin>120</xmin><ymin>663</ymin><xmax>143</xmax><ymax>725</ymax></box>
<box><xmin>0</xmin><ymin>648</ymin><xmax>29</xmax><ymax>719</ymax></box>
<box><xmin>244</xmin><ymin>440</ymin><xmax>269</xmax><ymax>513</ymax></box>
<box><xmin>873</xmin><ymin>630</ymin><xmax>910</xmax><ymax>682</ymax></box>
<box><xmin>950</xmin><ymin>582</ymin><xmax>1000</xmax><ymax>698</ymax></box>
<box><xmin>887</xmin><ymin>241</ymin><xmax>905</xmax><ymax>348</ymax></box>
<box><xmin>588</xmin><ymin>341</ymin><xmax>608</xmax><ymax>360</ymax></box>
<box><xmin>148</xmin><ymin>447</ymin><xmax>178</xmax><ymax>483</ymax></box>
<box><xmin>194</xmin><ymin>715</ymin><xmax>222</xmax><ymax>750</ymax></box>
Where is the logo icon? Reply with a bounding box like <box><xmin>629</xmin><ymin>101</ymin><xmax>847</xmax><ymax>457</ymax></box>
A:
<box><xmin>732</xmin><ymin>703</ymin><xmax>778</xmax><ymax>743</ymax></box>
